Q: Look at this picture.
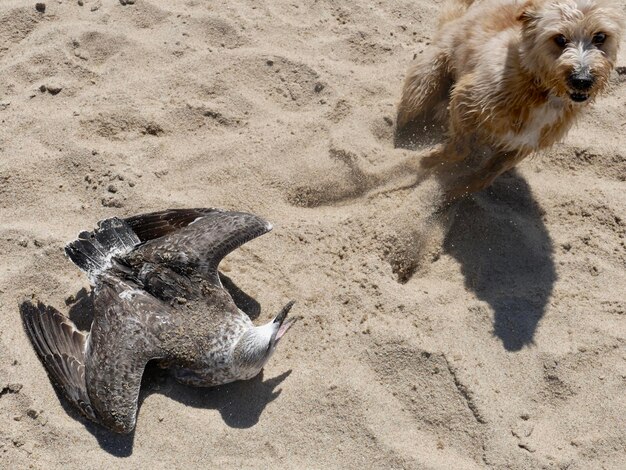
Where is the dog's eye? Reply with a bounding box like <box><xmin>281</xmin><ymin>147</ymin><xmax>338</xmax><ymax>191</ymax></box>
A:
<box><xmin>593</xmin><ymin>32</ymin><xmax>607</xmax><ymax>45</ymax></box>
<box><xmin>553</xmin><ymin>35</ymin><xmax>567</xmax><ymax>48</ymax></box>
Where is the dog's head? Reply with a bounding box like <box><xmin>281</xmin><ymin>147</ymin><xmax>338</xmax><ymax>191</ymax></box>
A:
<box><xmin>518</xmin><ymin>0</ymin><xmax>623</xmax><ymax>103</ymax></box>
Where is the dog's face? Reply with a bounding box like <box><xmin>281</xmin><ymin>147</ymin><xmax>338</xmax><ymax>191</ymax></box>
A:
<box><xmin>519</xmin><ymin>0</ymin><xmax>624</xmax><ymax>103</ymax></box>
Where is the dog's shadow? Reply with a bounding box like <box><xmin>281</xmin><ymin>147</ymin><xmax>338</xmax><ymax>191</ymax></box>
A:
<box><xmin>443</xmin><ymin>170</ymin><xmax>556</xmax><ymax>351</ymax></box>
<box><xmin>394</xmin><ymin>115</ymin><xmax>556</xmax><ymax>351</ymax></box>
<box><xmin>61</xmin><ymin>273</ymin><xmax>280</xmax><ymax>457</ymax></box>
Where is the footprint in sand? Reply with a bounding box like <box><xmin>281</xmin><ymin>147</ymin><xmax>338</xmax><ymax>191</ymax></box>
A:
<box><xmin>70</xmin><ymin>31</ymin><xmax>131</xmax><ymax>66</ymax></box>
<box><xmin>0</xmin><ymin>7</ymin><xmax>43</xmax><ymax>57</ymax></box>
<box><xmin>79</xmin><ymin>109</ymin><xmax>165</xmax><ymax>141</ymax></box>
<box><xmin>367</xmin><ymin>339</ymin><xmax>486</xmax><ymax>459</ymax></box>
<box><xmin>218</xmin><ymin>55</ymin><xmax>326</xmax><ymax>111</ymax></box>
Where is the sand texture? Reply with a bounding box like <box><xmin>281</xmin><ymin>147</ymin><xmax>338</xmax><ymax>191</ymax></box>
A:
<box><xmin>1</xmin><ymin>0</ymin><xmax>625</xmax><ymax>469</ymax></box>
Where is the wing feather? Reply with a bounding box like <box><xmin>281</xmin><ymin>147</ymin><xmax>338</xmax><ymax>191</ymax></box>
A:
<box><xmin>128</xmin><ymin>209</ymin><xmax>272</xmax><ymax>286</ymax></box>
<box><xmin>20</xmin><ymin>301</ymin><xmax>96</xmax><ymax>421</ymax></box>
<box><xmin>124</xmin><ymin>208</ymin><xmax>224</xmax><ymax>242</ymax></box>
<box><xmin>85</xmin><ymin>276</ymin><xmax>173</xmax><ymax>433</ymax></box>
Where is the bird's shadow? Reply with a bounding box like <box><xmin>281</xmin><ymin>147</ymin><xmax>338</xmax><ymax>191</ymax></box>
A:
<box><xmin>219</xmin><ymin>272</ymin><xmax>262</xmax><ymax>320</ymax></box>
<box><xmin>147</xmin><ymin>366</ymin><xmax>291</xmax><ymax>428</ymax></box>
<box><xmin>58</xmin><ymin>273</ymin><xmax>272</xmax><ymax>457</ymax></box>
<box><xmin>443</xmin><ymin>170</ymin><xmax>556</xmax><ymax>351</ymax></box>
<box><xmin>81</xmin><ymin>368</ymin><xmax>291</xmax><ymax>457</ymax></box>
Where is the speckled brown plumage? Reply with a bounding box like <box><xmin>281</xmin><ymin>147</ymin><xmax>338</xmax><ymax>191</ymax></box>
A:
<box><xmin>21</xmin><ymin>208</ymin><xmax>294</xmax><ymax>434</ymax></box>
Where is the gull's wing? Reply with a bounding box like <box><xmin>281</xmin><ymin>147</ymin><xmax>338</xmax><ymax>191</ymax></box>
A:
<box><xmin>84</xmin><ymin>275</ymin><xmax>174</xmax><ymax>433</ymax></box>
<box><xmin>20</xmin><ymin>301</ymin><xmax>97</xmax><ymax>422</ymax></box>
<box><xmin>124</xmin><ymin>208</ymin><xmax>225</xmax><ymax>242</ymax></box>
<box><xmin>127</xmin><ymin>209</ymin><xmax>273</xmax><ymax>286</ymax></box>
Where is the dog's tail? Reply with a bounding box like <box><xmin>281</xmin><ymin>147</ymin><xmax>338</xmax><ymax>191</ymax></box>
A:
<box><xmin>439</xmin><ymin>0</ymin><xmax>474</xmax><ymax>27</ymax></box>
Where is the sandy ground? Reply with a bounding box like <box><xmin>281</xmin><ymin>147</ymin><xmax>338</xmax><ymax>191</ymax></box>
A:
<box><xmin>1</xmin><ymin>0</ymin><xmax>625</xmax><ymax>468</ymax></box>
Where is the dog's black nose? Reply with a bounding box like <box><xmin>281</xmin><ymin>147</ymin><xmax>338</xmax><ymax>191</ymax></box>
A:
<box><xmin>568</xmin><ymin>72</ymin><xmax>595</xmax><ymax>91</ymax></box>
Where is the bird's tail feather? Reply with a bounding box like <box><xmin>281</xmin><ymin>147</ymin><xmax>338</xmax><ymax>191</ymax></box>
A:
<box><xmin>64</xmin><ymin>217</ymin><xmax>140</xmax><ymax>278</ymax></box>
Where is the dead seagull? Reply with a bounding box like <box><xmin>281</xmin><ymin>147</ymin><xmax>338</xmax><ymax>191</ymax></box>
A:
<box><xmin>21</xmin><ymin>208</ymin><xmax>297</xmax><ymax>434</ymax></box>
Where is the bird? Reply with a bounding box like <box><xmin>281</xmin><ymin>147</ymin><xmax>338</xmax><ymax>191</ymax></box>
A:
<box><xmin>21</xmin><ymin>208</ymin><xmax>298</xmax><ymax>434</ymax></box>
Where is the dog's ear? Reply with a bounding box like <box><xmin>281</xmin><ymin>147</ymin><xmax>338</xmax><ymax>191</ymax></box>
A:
<box><xmin>517</xmin><ymin>1</ymin><xmax>539</xmax><ymax>26</ymax></box>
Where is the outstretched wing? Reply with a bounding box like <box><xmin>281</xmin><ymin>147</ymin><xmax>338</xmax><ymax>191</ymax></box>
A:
<box><xmin>86</xmin><ymin>275</ymin><xmax>173</xmax><ymax>433</ymax></box>
<box><xmin>20</xmin><ymin>301</ymin><xmax>97</xmax><ymax>422</ymax></box>
<box><xmin>124</xmin><ymin>208</ymin><xmax>224</xmax><ymax>243</ymax></box>
<box><xmin>128</xmin><ymin>209</ymin><xmax>273</xmax><ymax>286</ymax></box>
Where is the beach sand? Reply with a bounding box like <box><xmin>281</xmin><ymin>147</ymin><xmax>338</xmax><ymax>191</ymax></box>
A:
<box><xmin>1</xmin><ymin>1</ymin><xmax>625</xmax><ymax>468</ymax></box>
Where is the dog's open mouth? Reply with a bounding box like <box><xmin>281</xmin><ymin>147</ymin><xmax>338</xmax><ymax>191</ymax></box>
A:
<box><xmin>569</xmin><ymin>92</ymin><xmax>589</xmax><ymax>102</ymax></box>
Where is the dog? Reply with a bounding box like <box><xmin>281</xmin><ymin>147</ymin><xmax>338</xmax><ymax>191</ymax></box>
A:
<box><xmin>397</xmin><ymin>0</ymin><xmax>623</xmax><ymax>201</ymax></box>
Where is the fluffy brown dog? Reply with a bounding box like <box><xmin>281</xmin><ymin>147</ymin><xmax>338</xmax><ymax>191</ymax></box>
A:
<box><xmin>397</xmin><ymin>0</ymin><xmax>623</xmax><ymax>201</ymax></box>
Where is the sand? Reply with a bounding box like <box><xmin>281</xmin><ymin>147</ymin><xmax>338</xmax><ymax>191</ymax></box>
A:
<box><xmin>1</xmin><ymin>0</ymin><xmax>625</xmax><ymax>468</ymax></box>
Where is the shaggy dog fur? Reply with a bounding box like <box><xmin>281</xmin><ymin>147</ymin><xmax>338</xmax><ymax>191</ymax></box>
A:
<box><xmin>397</xmin><ymin>0</ymin><xmax>623</xmax><ymax>201</ymax></box>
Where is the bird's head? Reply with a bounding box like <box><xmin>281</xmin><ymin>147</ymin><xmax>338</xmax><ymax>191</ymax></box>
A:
<box><xmin>232</xmin><ymin>301</ymin><xmax>298</xmax><ymax>380</ymax></box>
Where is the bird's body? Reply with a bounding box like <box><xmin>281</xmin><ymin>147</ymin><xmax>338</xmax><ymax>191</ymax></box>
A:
<box><xmin>21</xmin><ymin>208</ymin><xmax>296</xmax><ymax>434</ymax></box>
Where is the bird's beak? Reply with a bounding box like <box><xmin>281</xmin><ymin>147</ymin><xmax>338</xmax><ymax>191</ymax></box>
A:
<box><xmin>273</xmin><ymin>300</ymin><xmax>298</xmax><ymax>342</ymax></box>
